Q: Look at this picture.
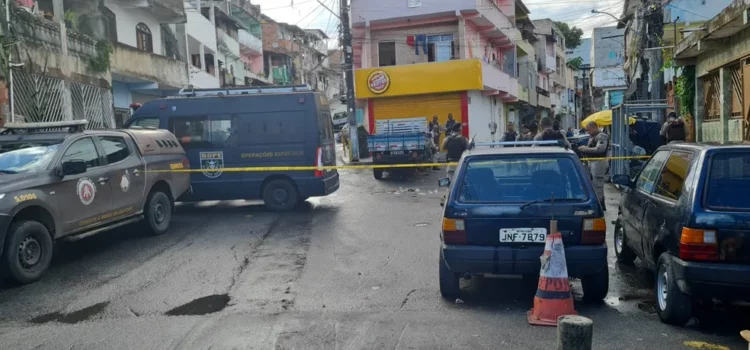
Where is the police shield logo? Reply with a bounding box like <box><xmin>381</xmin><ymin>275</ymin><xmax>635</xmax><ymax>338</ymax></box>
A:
<box><xmin>200</xmin><ymin>152</ymin><xmax>224</xmax><ymax>178</ymax></box>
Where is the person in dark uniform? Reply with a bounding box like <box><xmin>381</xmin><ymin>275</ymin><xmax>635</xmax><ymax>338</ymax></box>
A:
<box><xmin>499</xmin><ymin>122</ymin><xmax>517</xmax><ymax>147</ymax></box>
<box><xmin>441</xmin><ymin>123</ymin><xmax>470</xmax><ymax>179</ymax></box>
<box><xmin>444</xmin><ymin>114</ymin><xmax>457</xmax><ymax>136</ymax></box>
<box><xmin>533</xmin><ymin>117</ymin><xmax>571</xmax><ymax>147</ymax></box>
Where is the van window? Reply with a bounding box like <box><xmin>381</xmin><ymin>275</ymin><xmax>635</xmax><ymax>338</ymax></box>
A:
<box><xmin>169</xmin><ymin>116</ymin><xmax>232</xmax><ymax>149</ymax></box>
<box><xmin>706</xmin><ymin>151</ymin><xmax>750</xmax><ymax>210</ymax></box>
<box><xmin>234</xmin><ymin>112</ymin><xmax>307</xmax><ymax>145</ymax></box>
<box><xmin>654</xmin><ymin>151</ymin><xmax>692</xmax><ymax>201</ymax></box>
<box><xmin>318</xmin><ymin>112</ymin><xmax>334</xmax><ymax>143</ymax></box>
<box><xmin>130</xmin><ymin>117</ymin><xmax>160</xmax><ymax>129</ymax></box>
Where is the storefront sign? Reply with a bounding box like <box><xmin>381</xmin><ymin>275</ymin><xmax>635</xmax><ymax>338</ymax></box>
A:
<box><xmin>367</xmin><ymin>70</ymin><xmax>390</xmax><ymax>94</ymax></box>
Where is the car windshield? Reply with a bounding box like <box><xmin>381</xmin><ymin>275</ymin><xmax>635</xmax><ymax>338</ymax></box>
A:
<box><xmin>458</xmin><ymin>156</ymin><xmax>588</xmax><ymax>202</ymax></box>
<box><xmin>706</xmin><ymin>151</ymin><xmax>750</xmax><ymax>210</ymax></box>
<box><xmin>0</xmin><ymin>140</ymin><xmax>62</xmax><ymax>174</ymax></box>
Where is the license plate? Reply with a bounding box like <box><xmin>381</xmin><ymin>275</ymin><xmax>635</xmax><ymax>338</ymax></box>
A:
<box><xmin>391</xmin><ymin>151</ymin><xmax>404</xmax><ymax>155</ymax></box>
<box><xmin>499</xmin><ymin>228</ymin><xmax>547</xmax><ymax>243</ymax></box>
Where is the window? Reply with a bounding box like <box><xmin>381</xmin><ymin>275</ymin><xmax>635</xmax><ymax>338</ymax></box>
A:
<box><xmin>706</xmin><ymin>152</ymin><xmax>750</xmax><ymax>210</ymax></box>
<box><xmin>427</xmin><ymin>35</ymin><xmax>454</xmax><ymax>63</ymax></box>
<box><xmin>0</xmin><ymin>140</ymin><xmax>62</xmax><ymax>174</ymax></box>
<box><xmin>234</xmin><ymin>111</ymin><xmax>307</xmax><ymax>145</ymax></box>
<box><xmin>636</xmin><ymin>151</ymin><xmax>669</xmax><ymax>193</ymax></box>
<box><xmin>98</xmin><ymin>136</ymin><xmax>131</xmax><ymax>164</ymax></box>
<box><xmin>654</xmin><ymin>152</ymin><xmax>692</xmax><ymax>200</ymax></box>
<box><xmin>169</xmin><ymin>116</ymin><xmax>233</xmax><ymax>149</ymax></box>
<box><xmin>129</xmin><ymin>117</ymin><xmax>160</xmax><ymax>129</ymax></box>
<box><xmin>378</xmin><ymin>42</ymin><xmax>396</xmax><ymax>67</ymax></box>
<box><xmin>136</xmin><ymin>23</ymin><xmax>153</xmax><ymax>52</ymax></box>
<box><xmin>318</xmin><ymin>112</ymin><xmax>334</xmax><ymax>143</ymax></box>
<box><xmin>458</xmin><ymin>156</ymin><xmax>587</xmax><ymax>202</ymax></box>
<box><xmin>103</xmin><ymin>7</ymin><xmax>117</xmax><ymax>42</ymax></box>
<box><xmin>62</xmin><ymin>138</ymin><xmax>101</xmax><ymax>169</ymax></box>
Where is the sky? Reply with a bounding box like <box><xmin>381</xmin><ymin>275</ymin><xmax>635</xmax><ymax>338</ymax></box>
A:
<box><xmin>252</xmin><ymin>0</ymin><xmax>625</xmax><ymax>42</ymax></box>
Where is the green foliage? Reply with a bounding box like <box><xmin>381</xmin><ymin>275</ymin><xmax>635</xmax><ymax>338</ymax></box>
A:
<box><xmin>675</xmin><ymin>66</ymin><xmax>695</xmax><ymax>119</ymax></box>
<box><xmin>88</xmin><ymin>40</ymin><xmax>112</xmax><ymax>73</ymax></box>
<box><xmin>567</xmin><ymin>57</ymin><xmax>584</xmax><ymax>69</ymax></box>
<box><xmin>64</xmin><ymin>9</ymin><xmax>79</xmax><ymax>31</ymax></box>
<box><xmin>554</xmin><ymin>21</ymin><xmax>584</xmax><ymax>49</ymax></box>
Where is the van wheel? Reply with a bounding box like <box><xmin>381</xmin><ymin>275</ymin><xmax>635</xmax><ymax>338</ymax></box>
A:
<box><xmin>144</xmin><ymin>191</ymin><xmax>172</xmax><ymax>236</ymax></box>
<box><xmin>373</xmin><ymin>169</ymin><xmax>383</xmax><ymax>180</ymax></box>
<box><xmin>263</xmin><ymin>179</ymin><xmax>298</xmax><ymax>212</ymax></box>
<box><xmin>439</xmin><ymin>253</ymin><xmax>460</xmax><ymax>299</ymax></box>
<box><xmin>1</xmin><ymin>221</ymin><xmax>53</xmax><ymax>284</ymax></box>
<box><xmin>656</xmin><ymin>253</ymin><xmax>693</xmax><ymax>325</ymax></box>
<box><xmin>614</xmin><ymin>221</ymin><xmax>636</xmax><ymax>265</ymax></box>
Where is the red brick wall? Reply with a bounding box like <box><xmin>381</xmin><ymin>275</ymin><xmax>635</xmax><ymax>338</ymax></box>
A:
<box><xmin>262</xmin><ymin>22</ymin><xmax>279</xmax><ymax>51</ymax></box>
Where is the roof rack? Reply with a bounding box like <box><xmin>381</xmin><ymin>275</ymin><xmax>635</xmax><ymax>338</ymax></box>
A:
<box><xmin>176</xmin><ymin>85</ymin><xmax>313</xmax><ymax>97</ymax></box>
<box><xmin>1</xmin><ymin>120</ymin><xmax>88</xmax><ymax>134</ymax></box>
<box><xmin>472</xmin><ymin>140</ymin><xmax>566</xmax><ymax>148</ymax></box>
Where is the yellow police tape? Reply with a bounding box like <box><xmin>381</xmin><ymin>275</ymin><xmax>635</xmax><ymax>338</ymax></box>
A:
<box><xmin>148</xmin><ymin>155</ymin><xmax>652</xmax><ymax>173</ymax></box>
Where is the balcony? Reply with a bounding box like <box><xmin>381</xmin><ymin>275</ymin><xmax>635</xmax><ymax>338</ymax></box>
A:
<box><xmin>463</xmin><ymin>0</ymin><xmax>522</xmax><ymax>47</ymax></box>
<box><xmin>518</xmin><ymin>86</ymin><xmax>529</xmax><ymax>103</ymax></box>
<box><xmin>537</xmin><ymin>93</ymin><xmax>551</xmax><ymax>109</ymax></box>
<box><xmin>550</xmin><ymin>93</ymin><xmax>559</xmax><ymax>108</ymax></box>
<box><xmin>271</xmin><ymin>66</ymin><xmax>292</xmax><ymax>85</ymax></box>
<box><xmin>217</xmin><ymin>29</ymin><xmax>241</xmax><ymax>58</ymax></box>
<box><xmin>238</xmin><ymin>30</ymin><xmax>262</xmax><ymax>55</ymax></box>
<box><xmin>111</xmin><ymin>0</ymin><xmax>185</xmax><ymax>23</ymax></box>
<box><xmin>189</xmin><ymin>67</ymin><xmax>220</xmax><ymax>88</ymax></box>
<box><xmin>110</xmin><ymin>43</ymin><xmax>189</xmax><ymax>89</ymax></box>
<box><xmin>482</xmin><ymin>61</ymin><xmax>518</xmax><ymax>99</ymax></box>
<box><xmin>545</xmin><ymin>55</ymin><xmax>556</xmax><ymax>73</ymax></box>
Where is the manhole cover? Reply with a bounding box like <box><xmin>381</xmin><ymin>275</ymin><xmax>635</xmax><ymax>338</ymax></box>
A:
<box><xmin>636</xmin><ymin>300</ymin><xmax>657</xmax><ymax>313</ymax></box>
<box><xmin>414</xmin><ymin>223</ymin><xmax>430</xmax><ymax>227</ymax></box>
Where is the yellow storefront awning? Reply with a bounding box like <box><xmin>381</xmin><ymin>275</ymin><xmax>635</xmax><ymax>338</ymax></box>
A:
<box><xmin>581</xmin><ymin>110</ymin><xmax>636</xmax><ymax>128</ymax></box>
<box><xmin>354</xmin><ymin>59</ymin><xmax>483</xmax><ymax>99</ymax></box>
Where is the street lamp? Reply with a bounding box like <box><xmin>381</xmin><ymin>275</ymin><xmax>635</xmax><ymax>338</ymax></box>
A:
<box><xmin>591</xmin><ymin>9</ymin><xmax>627</xmax><ymax>27</ymax></box>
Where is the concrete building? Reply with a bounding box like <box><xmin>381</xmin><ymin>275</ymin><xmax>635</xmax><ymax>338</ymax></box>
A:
<box><xmin>531</xmin><ymin>19</ymin><xmax>567</xmax><ymax>122</ymax></box>
<box><xmin>674</xmin><ymin>0</ymin><xmax>750</xmax><ymax>144</ymax></box>
<box><xmin>590</xmin><ymin>26</ymin><xmax>626</xmax><ymax>111</ymax></box>
<box><xmin>185</xmin><ymin>1</ymin><xmax>220</xmax><ymax>88</ymax></box>
<box><xmin>230</xmin><ymin>0</ymin><xmax>266</xmax><ymax>85</ymax></box>
<box><xmin>351</xmin><ymin>0</ymin><xmax>526</xmax><ymax>144</ymax></box>
<box><xmin>105</xmin><ymin>0</ymin><xmax>189</xmax><ymax>124</ymax></box>
<box><xmin>261</xmin><ymin>15</ymin><xmax>300</xmax><ymax>85</ymax></box>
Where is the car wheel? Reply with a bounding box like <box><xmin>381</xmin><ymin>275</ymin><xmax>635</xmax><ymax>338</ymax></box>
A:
<box><xmin>1</xmin><ymin>221</ymin><xmax>53</xmax><ymax>284</ymax></box>
<box><xmin>582</xmin><ymin>267</ymin><xmax>609</xmax><ymax>302</ymax></box>
<box><xmin>262</xmin><ymin>179</ymin><xmax>299</xmax><ymax>212</ymax></box>
<box><xmin>144</xmin><ymin>191</ymin><xmax>172</xmax><ymax>236</ymax></box>
<box><xmin>373</xmin><ymin>169</ymin><xmax>383</xmax><ymax>180</ymax></box>
<box><xmin>439</xmin><ymin>253</ymin><xmax>460</xmax><ymax>299</ymax></box>
<box><xmin>656</xmin><ymin>252</ymin><xmax>693</xmax><ymax>325</ymax></box>
<box><xmin>614</xmin><ymin>221</ymin><xmax>637</xmax><ymax>264</ymax></box>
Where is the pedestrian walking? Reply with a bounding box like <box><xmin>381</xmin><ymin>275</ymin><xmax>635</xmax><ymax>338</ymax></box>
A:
<box><xmin>442</xmin><ymin>123</ymin><xmax>470</xmax><ymax>179</ymax></box>
<box><xmin>500</xmin><ymin>122</ymin><xmax>517</xmax><ymax>147</ymax></box>
<box><xmin>533</xmin><ymin>117</ymin><xmax>571</xmax><ymax>147</ymax></box>
<box><xmin>660</xmin><ymin>112</ymin><xmax>686</xmax><ymax>143</ymax></box>
<box><xmin>576</xmin><ymin>121</ymin><xmax>610</xmax><ymax>211</ymax></box>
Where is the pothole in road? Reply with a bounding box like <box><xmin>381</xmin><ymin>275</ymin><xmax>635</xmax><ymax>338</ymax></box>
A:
<box><xmin>29</xmin><ymin>301</ymin><xmax>109</xmax><ymax>324</ymax></box>
<box><xmin>165</xmin><ymin>294</ymin><xmax>230</xmax><ymax>316</ymax></box>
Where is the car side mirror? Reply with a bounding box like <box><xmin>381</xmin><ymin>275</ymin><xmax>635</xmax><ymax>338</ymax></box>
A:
<box><xmin>61</xmin><ymin>160</ymin><xmax>87</xmax><ymax>176</ymax></box>
<box><xmin>438</xmin><ymin>178</ymin><xmax>451</xmax><ymax>187</ymax></box>
<box><xmin>612</xmin><ymin>174</ymin><xmax>632</xmax><ymax>188</ymax></box>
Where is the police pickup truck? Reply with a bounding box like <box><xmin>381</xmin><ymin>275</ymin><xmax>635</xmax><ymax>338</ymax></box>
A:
<box><xmin>0</xmin><ymin>121</ymin><xmax>191</xmax><ymax>284</ymax></box>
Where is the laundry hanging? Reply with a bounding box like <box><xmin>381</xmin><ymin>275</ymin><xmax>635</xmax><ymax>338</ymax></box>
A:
<box><xmin>414</xmin><ymin>35</ymin><xmax>428</xmax><ymax>55</ymax></box>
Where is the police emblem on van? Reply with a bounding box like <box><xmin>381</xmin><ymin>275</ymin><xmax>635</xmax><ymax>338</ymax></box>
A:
<box><xmin>200</xmin><ymin>152</ymin><xmax>224</xmax><ymax>178</ymax></box>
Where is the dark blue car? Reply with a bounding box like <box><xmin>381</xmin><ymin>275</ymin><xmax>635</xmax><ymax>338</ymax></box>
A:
<box><xmin>438</xmin><ymin>144</ymin><xmax>609</xmax><ymax>301</ymax></box>
<box><xmin>124</xmin><ymin>86</ymin><xmax>339</xmax><ymax>211</ymax></box>
<box><xmin>613</xmin><ymin>143</ymin><xmax>750</xmax><ymax>325</ymax></box>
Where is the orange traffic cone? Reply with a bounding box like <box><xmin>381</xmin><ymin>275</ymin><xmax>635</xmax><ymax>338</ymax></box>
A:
<box><xmin>527</xmin><ymin>231</ymin><xmax>577</xmax><ymax>326</ymax></box>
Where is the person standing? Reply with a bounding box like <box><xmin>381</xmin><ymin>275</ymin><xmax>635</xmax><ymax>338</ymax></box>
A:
<box><xmin>444</xmin><ymin>113</ymin><xmax>457</xmax><ymax>136</ymax></box>
<box><xmin>576</xmin><ymin>121</ymin><xmax>610</xmax><ymax>211</ymax></box>
<box><xmin>660</xmin><ymin>112</ymin><xmax>686</xmax><ymax>143</ymax></box>
<box><xmin>516</xmin><ymin>121</ymin><xmax>538</xmax><ymax>146</ymax></box>
<box><xmin>533</xmin><ymin>117</ymin><xmax>571</xmax><ymax>147</ymax></box>
<box><xmin>429</xmin><ymin>115</ymin><xmax>441</xmax><ymax>145</ymax></box>
<box><xmin>442</xmin><ymin>123</ymin><xmax>470</xmax><ymax>179</ymax></box>
<box><xmin>499</xmin><ymin>122</ymin><xmax>517</xmax><ymax>147</ymax></box>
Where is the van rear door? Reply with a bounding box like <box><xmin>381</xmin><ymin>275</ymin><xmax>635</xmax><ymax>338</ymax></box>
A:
<box><xmin>317</xmin><ymin>110</ymin><xmax>337</xmax><ymax>173</ymax></box>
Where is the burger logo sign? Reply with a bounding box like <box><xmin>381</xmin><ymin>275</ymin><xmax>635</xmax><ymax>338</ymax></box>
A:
<box><xmin>367</xmin><ymin>70</ymin><xmax>390</xmax><ymax>94</ymax></box>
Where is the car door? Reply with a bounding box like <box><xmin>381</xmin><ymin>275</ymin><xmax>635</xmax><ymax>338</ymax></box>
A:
<box><xmin>622</xmin><ymin>150</ymin><xmax>670</xmax><ymax>259</ymax></box>
<box><xmin>641</xmin><ymin>150</ymin><xmax>693</xmax><ymax>269</ymax></box>
<box><xmin>97</xmin><ymin>134</ymin><xmax>146</xmax><ymax>218</ymax></box>
<box><xmin>56</xmin><ymin>136</ymin><xmax>114</xmax><ymax>234</ymax></box>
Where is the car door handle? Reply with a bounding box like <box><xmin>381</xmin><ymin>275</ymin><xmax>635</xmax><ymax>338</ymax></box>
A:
<box><xmin>98</xmin><ymin>177</ymin><xmax>109</xmax><ymax>184</ymax></box>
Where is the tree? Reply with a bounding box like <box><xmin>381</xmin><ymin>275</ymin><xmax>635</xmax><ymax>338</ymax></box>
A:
<box><xmin>567</xmin><ymin>57</ymin><xmax>584</xmax><ymax>70</ymax></box>
<box><xmin>554</xmin><ymin>21</ymin><xmax>584</xmax><ymax>49</ymax></box>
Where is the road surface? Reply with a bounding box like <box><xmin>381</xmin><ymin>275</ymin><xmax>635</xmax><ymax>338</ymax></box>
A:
<box><xmin>0</xmin><ymin>155</ymin><xmax>748</xmax><ymax>349</ymax></box>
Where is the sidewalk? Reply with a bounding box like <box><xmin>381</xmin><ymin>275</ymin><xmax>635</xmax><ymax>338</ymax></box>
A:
<box><xmin>337</xmin><ymin>143</ymin><xmax>372</xmax><ymax>165</ymax></box>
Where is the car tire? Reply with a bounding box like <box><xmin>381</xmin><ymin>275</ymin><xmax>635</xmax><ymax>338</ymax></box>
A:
<box><xmin>262</xmin><ymin>179</ymin><xmax>299</xmax><ymax>212</ymax></box>
<box><xmin>656</xmin><ymin>252</ymin><xmax>693</xmax><ymax>325</ymax></box>
<box><xmin>1</xmin><ymin>221</ymin><xmax>53</xmax><ymax>284</ymax></box>
<box><xmin>614</xmin><ymin>221</ymin><xmax>637</xmax><ymax>265</ymax></box>
<box><xmin>582</xmin><ymin>267</ymin><xmax>609</xmax><ymax>302</ymax></box>
<box><xmin>144</xmin><ymin>190</ymin><xmax>172</xmax><ymax>236</ymax></box>
<box><xmin>439</xmin><ymin>253</ymin><xmax>461</xmax><ymax>299</ymax></box>
<box><xmin>373</xmin><ymin>169</ymin><xmax>383</xmax><ymax>180</ymax></box>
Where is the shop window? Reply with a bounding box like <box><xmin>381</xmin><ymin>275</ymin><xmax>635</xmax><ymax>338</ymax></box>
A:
<box><xmin>378</xmin><ymin>42</ymin><xmax>396</xmax><ymax>67</ymax></box>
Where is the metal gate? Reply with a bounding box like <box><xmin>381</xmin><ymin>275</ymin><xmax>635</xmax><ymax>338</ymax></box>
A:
<box><xmin>11</xmin><ymin>70</ymin><xmax>115</xmax><ymax>128</ymax></box>
<box><xmin>610</xmin><ymin>100</ymin><xmax>669</xmax><ymax>181</ymax></box>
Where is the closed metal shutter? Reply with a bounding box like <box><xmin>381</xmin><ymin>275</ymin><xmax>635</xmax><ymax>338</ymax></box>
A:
<box><xmin>372</xmin><ymin>93</ymin><xmax>462</xmax><ymax>135</ymax></box>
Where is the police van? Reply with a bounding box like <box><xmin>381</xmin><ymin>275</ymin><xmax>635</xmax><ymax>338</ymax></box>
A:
<box><xmin>124</xmin><ymin>85</ymin><xmax>339</xmax><ymax>211</ymax></box>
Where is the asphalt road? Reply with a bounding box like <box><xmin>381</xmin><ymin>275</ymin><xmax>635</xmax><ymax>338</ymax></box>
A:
<box><xmin>0</xmin><ymin>152</ymin><xmax>748</xmax><ymax>349</ymax></box>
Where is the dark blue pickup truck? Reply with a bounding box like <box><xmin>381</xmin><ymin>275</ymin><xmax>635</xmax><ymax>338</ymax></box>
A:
<box><xmin>613</xmin><ymin>143</ymin><xmax>750</xmax><ymax>326</ymax></box>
